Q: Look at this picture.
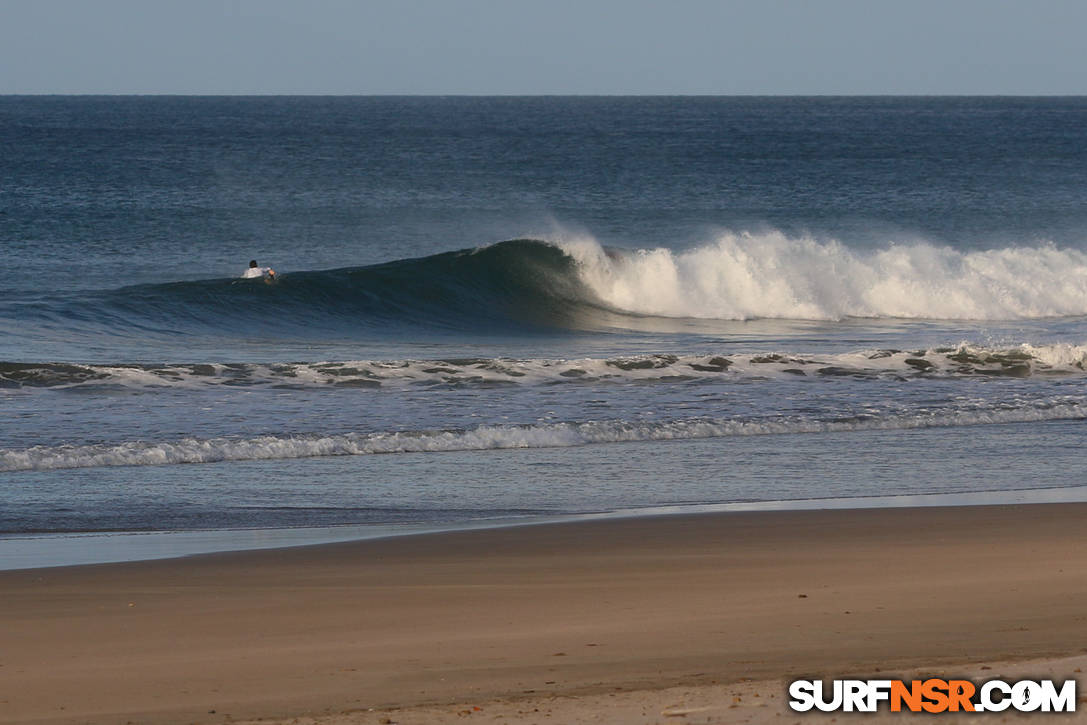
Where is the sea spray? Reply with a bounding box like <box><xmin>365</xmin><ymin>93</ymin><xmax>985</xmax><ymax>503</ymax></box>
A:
<box><xmin>562</xmin><ymin>233</ymin><xmax>1087</xmax><ymax>320</ymax></box>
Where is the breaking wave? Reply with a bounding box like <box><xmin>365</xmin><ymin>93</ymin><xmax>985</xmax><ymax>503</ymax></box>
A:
<box><xmin>5</xmin><ymin>399</ymin><xmax>1086</xmax><ymax>472</ymax></box>
<box><xmin>564</xmin><ymin>232</ymin><xmax>1087</xmax><ymax>321</ymax></box>
<box><xmin>7</xmin><ymin>234</ymin><xmax>1087</xmax><ymax>345</ymax></box>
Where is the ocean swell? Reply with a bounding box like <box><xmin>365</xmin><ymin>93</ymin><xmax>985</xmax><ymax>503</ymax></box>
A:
<box><xmin>5</xmin><ymin>239</ymin><xmax>597</xmax><ymax>339</ymax></box>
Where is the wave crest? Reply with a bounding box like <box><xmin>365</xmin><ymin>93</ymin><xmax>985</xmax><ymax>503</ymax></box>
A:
<box><xmin>564</xmin><ymin>232</ymin><xmax>1087</xmax><ymax>320</ymax></box>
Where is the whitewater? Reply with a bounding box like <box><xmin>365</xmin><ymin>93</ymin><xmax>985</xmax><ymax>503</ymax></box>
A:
<box><xmin>562</xmin><ymin>233</ymin><xmax>1087</xmax><ymax>321</ymax></box>
<box><xmin>6</xmin><ymin>397</ymin><xmax>1087</xmax><ymax>473</ymax></box>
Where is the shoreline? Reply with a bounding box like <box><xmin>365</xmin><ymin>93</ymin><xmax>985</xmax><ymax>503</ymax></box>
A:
<box><xmin>5</xmin><ymin>483</ymin><xmax>1087</xmax><ymax>571</ymax></box>
<box><xmin>3</xmin><ymin>502</ymin><xmax>1087</xmax><ymax>724</ymax></box>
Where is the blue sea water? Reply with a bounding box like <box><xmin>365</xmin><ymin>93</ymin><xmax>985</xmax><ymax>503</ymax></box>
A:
<box><xmin>3</xmin><ymin>96</ymin><xmax>1087</xmax><ymax>567</ymax></box>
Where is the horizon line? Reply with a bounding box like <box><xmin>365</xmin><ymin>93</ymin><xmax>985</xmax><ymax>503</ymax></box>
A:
<box><xmin>3</xmin><ymin>92</ymin><xmax>1087</xmax><ymax>98</ymax></box>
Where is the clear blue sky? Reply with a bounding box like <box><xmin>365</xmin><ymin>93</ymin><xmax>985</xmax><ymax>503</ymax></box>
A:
<box><xmin>2</xmin><ymin>0</ymin><xmax>1086</xmax><ymax>94</ymax></box>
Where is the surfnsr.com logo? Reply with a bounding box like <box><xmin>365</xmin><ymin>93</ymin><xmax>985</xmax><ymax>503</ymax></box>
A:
<box><xmin>789</xmin><ymin>678</ymin><xmax>1077</xmax><ymax>713</ymax></box>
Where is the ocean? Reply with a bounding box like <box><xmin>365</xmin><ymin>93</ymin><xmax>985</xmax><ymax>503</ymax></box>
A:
<box><xmin>3</xmin><ymin>96</ymin><xmax>1087</xmax><ymax>568</ymax></box>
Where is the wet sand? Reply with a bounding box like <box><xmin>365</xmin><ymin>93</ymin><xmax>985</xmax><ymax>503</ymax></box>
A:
<box><xmin>3</xmin><ymin>503</ymin><xmax>1086</xmax><ymax>724</ymax></box>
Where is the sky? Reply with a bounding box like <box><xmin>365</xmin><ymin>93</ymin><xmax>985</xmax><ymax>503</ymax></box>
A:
<box><xmin>1</xmin><ymin>0</ymin><xmax>1086</xmax><ymax>95</ymax></box>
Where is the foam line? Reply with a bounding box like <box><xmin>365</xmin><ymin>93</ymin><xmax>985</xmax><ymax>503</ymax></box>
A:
<box><xmin>5</xmin><ymin>401</ymin><xmax>1085</xmax><ymax>472</ymax></box>
<box><xmin>3</xmin><ymin>344</ymin><xmax>1084</xmax><ymax>389</ymax></box>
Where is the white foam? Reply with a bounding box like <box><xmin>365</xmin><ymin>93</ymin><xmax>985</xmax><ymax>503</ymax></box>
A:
<box><xmin>5</xmin><ymin>401</ymin><xmax>1086</xmax><ymax>472</ymax></box>
<box><xmin>4</xmin><ymin>343</ymin><xmax>1087</xmax><ymax>391</ymax></box>
<box><xmin>1020</xmin><ymin>342</ymin><xmax>1087</xmax><ymax>368</ymax></box>
<box><xmin>560</xmin><ymin>233</ymin><xmax>1087</xmax><ymax>320</ymax></box>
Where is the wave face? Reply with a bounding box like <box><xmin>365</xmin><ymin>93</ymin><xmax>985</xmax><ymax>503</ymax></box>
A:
<box><xmin>8</xmin><ymin>240</ymin><xmax>597</xmax><ymax>340</ymax></box>
<box><xmin>565</xmin><ymin>233</ymin><xmax>1087</xmax><ymax>321</ymax></box>
<box><xmin>9</xmin><ymin>235</ymin><xmax>1087</xmax><ymax>347</ymax></box>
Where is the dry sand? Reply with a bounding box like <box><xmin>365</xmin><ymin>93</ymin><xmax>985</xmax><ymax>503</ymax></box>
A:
<box><xmin>3</xmin><ymin>504</ymin><xmax>1086</xmax><ymax>724</ymax></box>
<box><xmin>232</xmin><ymin>654</ymin><xmax>1087</xmax><ymax>725</ymax></box>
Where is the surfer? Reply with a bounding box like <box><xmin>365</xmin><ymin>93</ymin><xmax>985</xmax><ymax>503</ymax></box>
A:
<box><xmin>242</xmin><ymin>260</ymin><xmax>276</xmax><ymax>280</ymax></box>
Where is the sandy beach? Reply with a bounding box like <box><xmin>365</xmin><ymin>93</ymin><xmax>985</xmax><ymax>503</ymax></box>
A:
<box><xmin>3</xmin><ymin>503</ymin><xmax>1087</xmax><ymax>724</ymax></box>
